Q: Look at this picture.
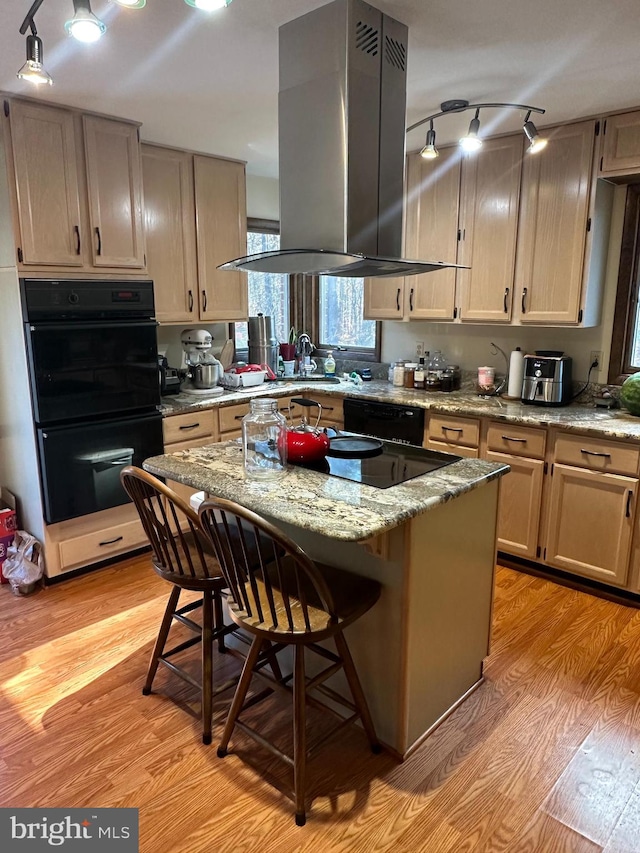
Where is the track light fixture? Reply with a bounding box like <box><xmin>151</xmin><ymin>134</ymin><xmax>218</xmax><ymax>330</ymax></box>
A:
<box><xmin>409</xmin><ymin>99</ymin><xmax>547</xmax><ymax>159</ymax></box>
<box><xmin>17</xmin><ymin>0</ymin><xmax>234</xmax><ymax>86</ymax></box>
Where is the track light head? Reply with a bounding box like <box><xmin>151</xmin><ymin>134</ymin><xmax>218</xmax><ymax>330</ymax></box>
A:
<box><xmin>420</xmin><ymin>122</ymin><xmax>439</xmax><ymax>160</ymax></box>
<box><xmin>184</xmin><ymin>0</ymin><xmax>233</xmax><ymax>9</ymax></box>
<box><xmin>65</xmin><ymin>0</ymin><xmax>106</xmax><ymax>43</ymax></box>
<box><xmin>523</xmin><ymin>119</ymin><xmax>548</xmax><ymax>153</ymax></box>
<box><xmin>459</xmin><ymin>110</ymin><xmax>483</xmax><ymax>152</ymax></box>
<box><xmin>17</xmin><ymin>33</ymin><xmax>53</xmax><ymax>85</ymax></box>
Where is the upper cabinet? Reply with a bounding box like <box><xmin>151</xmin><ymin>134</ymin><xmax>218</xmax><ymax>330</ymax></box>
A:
<box><xmin>83</xmin><ymin>116</ymin><xmax>145</xmax><ymax>268</ymax></box>
<box><xmin>599</xmin><ymin>110</ymin><xmax>640</xmax><ymax>178</ymax></box>
<box><xmin>141</xmin><ymin>145</ymin><xmax>248</xmax><ymax>324</ymax></box>
<box><xmin>4</xmin><ymin>98</ymin><xmax>146</xmax><ymax>274</ymax></box>
<box><xmin>515</xmin><ymin>120</ymin><xmax>607</xmax><ymax>326</ymax></box>
<box><xmin>367</xmin><ymin>119</ymin><xmax>612</xmax><ymax>327</ymax></box>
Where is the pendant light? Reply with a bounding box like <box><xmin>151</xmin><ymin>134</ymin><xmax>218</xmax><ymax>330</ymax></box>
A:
<box><xmin>65</xmin><ymin>0</ymin><xmax>106</xmax><ymax>43</ymax></box>
<box><xmin>16</xmin><ymin>32</ymin><xmax>53</xmax><ymax>85</ymax></box>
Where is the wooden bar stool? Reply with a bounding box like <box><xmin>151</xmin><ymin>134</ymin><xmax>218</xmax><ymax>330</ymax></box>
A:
<box><xmin>121</xmin><ymin>467</ymin><xmax>245</xmax><ymax>744</ymax></box>
<box><xmin>198</xmin><ymin>496</ymin><xmax>381</xmax><ymax>826</ymax></box>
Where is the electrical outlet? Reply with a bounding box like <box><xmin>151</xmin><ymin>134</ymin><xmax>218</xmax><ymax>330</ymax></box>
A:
<box><xmin>590</xmin><ymin>350</ymin><xmax>603</xmax><ymax>371</ymax></box>
<box><xmin>415</xmin><ymin>341</ymin><xmax>425</xmax><ymax>358</ymax></box>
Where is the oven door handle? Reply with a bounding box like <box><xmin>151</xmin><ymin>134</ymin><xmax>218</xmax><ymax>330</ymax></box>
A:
<box><xmin>28</xmin><ymin>320</ymin><xmax>158</xmax><ymax>333</ymax></box>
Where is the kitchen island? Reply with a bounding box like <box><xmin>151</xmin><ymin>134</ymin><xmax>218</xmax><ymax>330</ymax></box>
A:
<box><xmin>144</xmin><ymin>440</ymin><xmax>509</xmax><ymax>758</ymax></box>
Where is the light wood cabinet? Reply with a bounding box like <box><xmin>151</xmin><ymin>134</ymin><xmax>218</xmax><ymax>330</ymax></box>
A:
<box><xmin>83</xmin><ymin>116</ymin><xmax>145</xmax><ymax>268</ymax></box>
<box><xmin>5</xmin><ymin>99</ymin><xmax>146</xmax><ymax>274</ymax></box>
<box><xmin>143</xmin><ymin>147</ymin><xmax>248</xmax><ymax>324</ymax></box>
<box><xmin>141</xmin><ymin>145</ymin><xmax>198</xmax><ymax>323</ymax></box>
<box><xmin>162</xmin><ymin>409</ymin><xmax>217</xmax><ymax>503</ymax></box>
<box><xmin>457</xmin><ymin>135</ymin><xmax>522</xmax><ymax>322</ymax></box>
<box><xmin>8</xmin><ymin>101</ymin><xmax>83</xmax><ymax>267</ymax></box>
<box><xmin>427</xmin><ymin>413</ymin><xmax>480</xmax><ymax>449</ymax></box>
<box><xmin>599</xmin><ymin>111</ymin><xmax>640</xmax><ymax>176</ymax></box>
<box><xmin>515</xmin><ymin>120</ymin><xmax>597</xmax><ymax>325</ymax></box>
<box><xmin>194</xmin><ymin>155</ymin><xmax>248</xmax><ymax>322</ymax></box>
<box><xmin>543</xmin><ymin>463</ymin><xmax>636</xmax><ymax>587</ymax></box>
<box><xmin>483</xmin><ymin>422</ymin><xmax>546</xmax><ymax>559</ymax></box>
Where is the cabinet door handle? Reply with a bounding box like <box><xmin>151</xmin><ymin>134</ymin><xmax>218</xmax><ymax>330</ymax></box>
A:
<box><xmin>396</xmin><ymin>287</ymin><xmax>401</xmax><ymax>311</ymax></box>
<box><xmin>95</xmin><ymin>226</ymin><xmax>102</xmax><ymax>256</ymax></box>
<box><xmin>74</xmin><ymin>225</ymin><xmax>81</xmax><ymax>255</ymax></box>
<box><xmin>179</xmin><ymin>423</ymin><xmax>200</xmax><ymax>431</ymax></box>
<box><xmin>99</xmin><ymin>536</ymin><xmax>123</xmax><ymax>547</ymax></box>
<box><xmin>202</xmin><ymin>289</ymin><xmax>207</xmax><ymax>312</ymax></box>
<box><xmin>188</xmin><ymin>290</ymin><xmax>194</xmax><ymax>312</ymax></box>
<box><xmin>409</xmin><ymin>288</ymin><xmax>414</xmax><ymax>312</ymax></box>
<box><xmin>580</xmin><ymin>449</ymin><xmax>611</xmax><ymax>458</ymax></box>
<box><xmin>501</xmin><ymin>435</ymin><xmax>527</xmax><ymax>443</ymax></box>
<box><xmin>503</xmin><ymin>287</ymin><xmax>509</xmax><ymax>313</ymax></box>
<box><xmin>626</xmin><ymin>490</ymin><xmax>633</xmax><ymax>518</ymax></box>
<box><xmin>442</xmin><ymin>426</ymin><xmax>463</xmax><ymax>434</ymax></box>
<box><xmin>521</xmin><ymin>287</ymin><xmax>527</xmax><ymax>313</ymax></box>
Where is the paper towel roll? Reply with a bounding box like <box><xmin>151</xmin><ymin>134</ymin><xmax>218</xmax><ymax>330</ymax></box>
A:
<box><xmin>507</xmin><ymin>347</ymin><xmax>525</xmax><ymax>398</ymax></box>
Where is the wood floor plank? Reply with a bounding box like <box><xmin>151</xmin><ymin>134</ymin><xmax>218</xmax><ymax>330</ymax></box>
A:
<box><xmin>1</xmin><ymin>560</ymin><xmax>640</xmax><ymax>851</ymax></box>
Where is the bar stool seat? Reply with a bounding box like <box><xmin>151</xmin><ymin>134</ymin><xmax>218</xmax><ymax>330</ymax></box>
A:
<box><xmin>198</xmin><ymin>496</ymin><xmax>381</xmax><ymax>826</ymax></box>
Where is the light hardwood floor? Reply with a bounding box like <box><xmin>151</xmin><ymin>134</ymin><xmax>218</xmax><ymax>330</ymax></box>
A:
<box><xmin>1</xmin><ymin>556</ymin><xmax>640</xmax><ymax>852</ymax></box>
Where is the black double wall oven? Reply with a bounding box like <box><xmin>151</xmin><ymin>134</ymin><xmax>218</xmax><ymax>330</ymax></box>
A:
<box><xmin>21</xmin><ymin>279</ymin><xmax>164</xmax><ymax>524</ymax></box>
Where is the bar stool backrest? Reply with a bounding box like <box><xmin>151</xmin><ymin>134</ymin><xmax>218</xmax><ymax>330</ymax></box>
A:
<box><xmin>199</xmin><ymin>498</ymin><xmax>338</xmax><ymax>635</ymax></box>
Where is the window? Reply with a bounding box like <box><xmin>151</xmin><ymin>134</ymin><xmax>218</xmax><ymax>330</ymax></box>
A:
<box><xmin>609</xmin><ymin>184</ymin><xmax>640</xmax><ymax>382</ymax></box>
<box><xmin>236</xmin><ymin>220</ymin><xmax>380</xmax><ymax>361</ymax></box>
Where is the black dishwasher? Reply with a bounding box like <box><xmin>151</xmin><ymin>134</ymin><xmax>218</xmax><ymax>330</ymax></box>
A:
<box><xmin>342</xmin><ymin>398</ymin><xmax>425</xmax><ymax>446</ymax></box>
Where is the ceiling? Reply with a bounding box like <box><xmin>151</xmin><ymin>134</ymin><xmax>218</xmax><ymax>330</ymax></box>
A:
<box><xmin>1</xmin><ymin>0</ymin><xmax>639</xmax><ymax>178</ymax></box>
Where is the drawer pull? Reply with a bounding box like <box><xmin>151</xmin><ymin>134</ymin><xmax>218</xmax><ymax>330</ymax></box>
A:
<box><xmin>234</xmin><ymin>414</ymin><xmax>246</xmax><ymax>421</ymax></box>
<box><xmin>501</xmin><ymin>435</ymin><xmax>527</xmax><ymax>443</ymax></box>
<box><xmin>627</xmin><ymin>490</ymin><xmax>633</xmax><ymax>518</ymax></box>
<box><xmin>442</xmin><ymin>426</ymin><xmax>463</xmax><ymax>434</ymax></box>
<box><xmin>179</xmin><ymin>423</ymin><xmax>201</xmax><ymax>431</ymax></box>
<box><xmin>580</xmin><ymin>449</ymin><xmax>611</xmax><ymax>458</ymax></box>
<box><xmin>99</xmin><ymin>536</ymin><xmax>123</xmax><ymax>547</ymax></box>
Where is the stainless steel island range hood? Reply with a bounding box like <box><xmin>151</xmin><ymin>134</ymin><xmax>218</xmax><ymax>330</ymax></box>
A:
<box><xmin>220</xmin><ymin>0</ymin><xmax>462</xmax><ymax>279</ymax></box>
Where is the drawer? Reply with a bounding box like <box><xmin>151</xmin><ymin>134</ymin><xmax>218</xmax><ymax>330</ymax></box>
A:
<box><xmin>59</xmin><ymin>518</ymin><xmax>146</xmax><ymax>570</ymax></box>
<box><xmin>163</xmin><ymin>410</ymin><xmax>215</xmax><ymax>445</ymax></box>
<box><xmin>487</xmin><ymin>422</ymin><xmax>546</xmax><ymax>459</ymax></box>
<box><xmin>428</xmin><ymin>413</ymin><xmax>480</xmax><ymax>448</ymax></box>
<box><xmin>426</xmin><ymin>439</ymin><xmax>479</xmax><ymax>459</ymax></box>
<box><xmin>295</xmin><ymin>394</ymin><xmax>344</xmax><ymax>424</ymax></box>
<box><xmin>218</xmin><ymin>402</ymin><xmax>252</xmax><ymax>434</ymax></box>
<box><xmin>554</xmin><ymin>433</ymin><xmax>640</xmax><ymax>476</ymax></box>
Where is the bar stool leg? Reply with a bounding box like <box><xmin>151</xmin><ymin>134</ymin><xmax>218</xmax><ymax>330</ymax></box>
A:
<box><xmin>217</xmin><ymin>636</ymin><xmax>264</xmax><ymax>757</ymax></box>
<box><xmin>334</xmin><ymin>631</ymin><xmax>381</xmax><ymax>753</ymax></box>
<box><xmin>201</xmin><ymin>590</ymin><xmax>214</xmax><ymax>745</ymax></box>
<box><xmin>293</xmin><ymin>644</ymin><xmax>307</xmax><ymax>826</ymax></box>
<box><xmin>143</xmin><ymin>585</ymin><xmax>181</xmax><ymax>695</ymax></box>
<box><xmin>213</xmin><ymin>590</ymin><xmax>226</xmax><ymax>654</ymax></box>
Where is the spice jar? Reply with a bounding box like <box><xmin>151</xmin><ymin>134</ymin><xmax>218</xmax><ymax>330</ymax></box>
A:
<box><xmin>425</xmin><ymin>373</ymin><xmax>441</xmax><ymax>392</ymax></box>
<box><xmin>242</xmin><ymin>398</ymin><xmax>287</xmax><ymax>479</ymax></box>
<box><xmin>404</xmin><ymin>362</ymin><xmax>417</xmax><ymax>388</ymax></box>
<box><xmin>392</xmin><ymin>360</ymin><xmax>406</xmax><ymax>387</ymax></box>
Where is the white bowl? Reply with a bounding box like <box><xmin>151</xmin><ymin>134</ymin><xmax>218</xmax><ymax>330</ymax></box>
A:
<box><xmin>222</xmin><ymin>370</ymin><xmax>266</xmax><ymax>389</ymax></box>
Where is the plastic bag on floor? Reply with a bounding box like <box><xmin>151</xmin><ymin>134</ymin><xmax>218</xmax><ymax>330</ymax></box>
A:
<box><xmin>2</xmin><ymin>531</ymin><xmax>44</xmax><ymax>596</ymax></box>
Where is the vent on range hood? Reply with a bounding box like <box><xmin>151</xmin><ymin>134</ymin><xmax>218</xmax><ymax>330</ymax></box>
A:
<box><xmin>219</xmin><ymin>0</ymin><xmax>463</xmax><ymax>279</ymax></box>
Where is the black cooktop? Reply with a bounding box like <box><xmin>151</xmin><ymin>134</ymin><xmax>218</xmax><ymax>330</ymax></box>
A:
<box><xmin>298</xmin><ymin>437</ymin><xmax>462</xmax><ymax>489</ymax></box>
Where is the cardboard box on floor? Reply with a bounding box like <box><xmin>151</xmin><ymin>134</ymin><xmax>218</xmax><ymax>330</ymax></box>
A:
<box><xmin>0</xmin><ymin>489</ymin><xmax>18</xmax><ymax>584</ymax></box>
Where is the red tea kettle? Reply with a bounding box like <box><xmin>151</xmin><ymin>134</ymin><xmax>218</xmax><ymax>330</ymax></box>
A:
<box><xmin>286</xmin><ymin>398</ymin><xmax>331</xmax><ymax>463</ymax></box>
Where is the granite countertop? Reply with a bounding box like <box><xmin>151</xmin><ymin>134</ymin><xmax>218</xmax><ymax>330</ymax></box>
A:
<box><xmin>160</xmin><ymin>380</ymin><xmax>640</xmax><ymax>442</ymax></box>
<box><xmin>143</xmin><ymin>440</ymin><xmax>509</xmax><ymax>542</ymax></box>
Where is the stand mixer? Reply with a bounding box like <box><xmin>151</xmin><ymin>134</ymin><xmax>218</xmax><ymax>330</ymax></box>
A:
<box><xmin>180</xmin><ymin>329</ymin><xmax>224</xmax><ymax>396</ymax></box>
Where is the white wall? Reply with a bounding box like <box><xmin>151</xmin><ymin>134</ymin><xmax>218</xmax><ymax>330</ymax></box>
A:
<box><xmin>246</xmin><ymin>174</ymin><xmax>279</xmax><ymax>221</ymax></box>
<box><xmin>381</xmin><ymin>184</ymin><xmax>627</xmax><ymax>384</ymax></box>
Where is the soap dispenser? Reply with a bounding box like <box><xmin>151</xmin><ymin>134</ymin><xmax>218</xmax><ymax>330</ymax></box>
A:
<box><xmin>324</xmin><ymin>350</ymin><xmax>336</xmax><ymax>378</ymax></box>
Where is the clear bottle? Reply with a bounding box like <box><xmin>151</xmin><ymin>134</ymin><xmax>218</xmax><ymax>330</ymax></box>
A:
<box><xmin>428</xmin><ymin>350</ymin><xmax>447</xmax><ymax>377</ymax></box>
<box><xmin>324</xmin><ymin>350</ymin><xmax>336</xmax><ymax>378</ymax></box>
<box><xmin>242</xmin><ymin>398</ymin><xmax>287</xmax><ymax>480</ymax></box>
<box><xmin>392</xmin><ymin>360</ymin><xmax>406</xmax><ymax>387</ymax></box>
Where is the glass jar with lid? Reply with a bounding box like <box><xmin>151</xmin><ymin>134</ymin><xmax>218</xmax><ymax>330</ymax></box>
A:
<box><xmin>392</xmin><ymin>360</ymin><xmax>406</xmax><ymax>387</ymax></box>
<box><xmin>403</xmin><ymin>362</ymin><xmax>417</xmax><ymax>388</ymax></box>
<box><xmin>242</xmin><ymin>398</ymin><xmax>288</xmax><ymax>479</ymax></box>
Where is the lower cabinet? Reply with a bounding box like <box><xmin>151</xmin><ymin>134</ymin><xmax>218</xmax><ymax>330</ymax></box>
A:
<box><xmin>486</xmin><ymin>451</ymin><xmax>545</xmax><ymax>559</ymax></box>
<box><xmin>543</xmin><ymin>464</ymin><xmax>636</xmax><ymax>587</ymax></box>
<box><xmin>426</xmin><ymin>413</ymin><xmax>480</xmax><ymax>457</ymax></box>
<box><xmin>162</xmin><ymin>409</ymin><xmax>216</xmax><ymax>503</ymax></box>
